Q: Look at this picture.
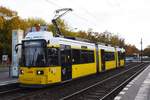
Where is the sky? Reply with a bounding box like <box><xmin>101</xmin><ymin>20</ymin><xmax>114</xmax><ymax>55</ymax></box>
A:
<box><xmin>0</xmin><ymin>0</ymin><xmax>150</xmax><ymax>49</ymax></box>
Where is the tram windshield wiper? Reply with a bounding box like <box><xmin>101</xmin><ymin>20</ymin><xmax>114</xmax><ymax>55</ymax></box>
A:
<box><xmin>22</xmin><ymin>40</ymin><xmax>47</xmax><ymax>67</ymax></box>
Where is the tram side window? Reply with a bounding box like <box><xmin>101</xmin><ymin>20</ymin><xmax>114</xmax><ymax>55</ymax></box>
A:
<box><xmin>120</xmin><ymin>52</ymin><xmax>125</xmax><ymax>59</ymax></box>
<box><xmin>72</xmin><ymin>49</ymin><xmax>80</xmax><ymax>64</ymax></box>
<box><xmin>88</xmin><ymin>51</ymin><xmax>94</xmax><ymax>63</ymax></box>
<box><xmin>47</xmin><ymin>48</ymin><xmax>59</xmax><ymax>66</ymax></box>
<box><xmin>104</xmin><ymin>52</ymin><xmax>115</xmax><ymax>61</ymax></box>
<box><xmin>122</xmin><ymin>52</ymin><xmax>125</xmax><ymax>59</ymax></box>
<box><xmin>72</xmin><ymin>49</ymin><xmax>95</xmax><ymax>64</ymax></box>
<box><xmin>80</xmin><ymin>50</ymin><xmax>94</xmax><ymax>63</ymax></box>
<box><xmin>80</xmin><ymin>50</ymin><xmax>89</xmax><ymax>63</ymax></box>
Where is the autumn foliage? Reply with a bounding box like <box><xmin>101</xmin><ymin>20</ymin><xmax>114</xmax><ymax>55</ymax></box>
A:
<box><xmin>0</xmin><ymin>6</ymin><xmax>142</xmax><ymax>62</ymax></box>
<box><xmin>125</xmin><ymin>44</ymin><xmax>139</xmax><ymax>56</ymax></box>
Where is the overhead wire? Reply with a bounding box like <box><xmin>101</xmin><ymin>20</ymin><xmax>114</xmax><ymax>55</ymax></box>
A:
<box><xmin>64</xmin><ymin>0</ymin><xmax>98</xmax><ymax>24</ymax></box>
<box><xmin>45</xmin><ymin>0</ymin><xmax>62</xmax><ymax>8</ymax></box>
<box><xmin>45</xmin><ymin>0</ymin><xmax>97</xmax><ymax>26</ymax></box>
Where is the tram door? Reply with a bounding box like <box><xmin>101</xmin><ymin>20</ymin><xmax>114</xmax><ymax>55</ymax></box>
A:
<box><xmin>101</xmin><ymin>49</ymin><xmax>105</xmax><ymax>71</ymax></box>
<box><xmin>60</xmin><ymin>45</ymin><xmax>72</xmax><ymax>81</ymax></box>
<box><xmin>118</xmin><ymin>52</ymin><xmax>120</xmax><ymax>67</ymax></box>
<box><xmin>116</xmin><ymin>51</ymin><xmax>119</xmax><ymax>68</ymax></box>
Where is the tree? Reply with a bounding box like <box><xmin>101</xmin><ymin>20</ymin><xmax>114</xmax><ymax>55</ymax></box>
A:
<box><xmin>0</xmin><ymin>6</ymin><xmax>136</xmax><ymax>62</ymax></box>
<box><xmin>0</xmin><ymin>7</ymin><xmax>16</xmax><ymax>60</ymax></box>
<box><xmin>125</xmin><ymin>44</ymin><xmax>139</xmax><ymax>56</ymax></box>
<box><xmin>0</xmin><ymin>6</ymin><xmax>16</xmax><ymax>17</ymax></box>
<box><xmin>48</xmin><ymin>19</ymin><xmax>69</xmax><ymax>36</ymax></box>
<box><xmin>143</xmin><ymin>45</ymin><xmax>150</xmax><ymax>57</ymax></box>
<box><xmin>77</xmin><ymin>30</ymin><xmax>88</xmax><ymax>38</ymax></box>
<box><xmin>0</xmin><ymin>7</ymin><xmax>28</xmax><ymax>60</ymax></box>
<box><xmin>26</xmin><ymin>18</ymin><xmax>47</xmax><ymax>27</ymax></box>
<box><xmin>0</xmin><ymin>17</ymin><xmax>4</xmax><ymax>29</ymax></box>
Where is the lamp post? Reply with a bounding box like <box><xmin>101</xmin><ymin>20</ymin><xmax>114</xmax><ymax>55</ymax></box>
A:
<box><xmin>141</xmin><ymin>38</ymin><xmax>143</xmax><ymax>63</ymax></box>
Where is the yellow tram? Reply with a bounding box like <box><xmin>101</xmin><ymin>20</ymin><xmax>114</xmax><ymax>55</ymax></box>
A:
<box><xmin>17</xmin><ymin>29</ymin><xmax>125</xmax><ymax>87</ymax></box>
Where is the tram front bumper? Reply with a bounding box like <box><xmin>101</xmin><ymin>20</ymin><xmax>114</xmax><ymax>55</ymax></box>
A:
<box><xmin>19</xmin><ymin>75</ymin><xmax>47</xmax><ymax>85</ymax></box>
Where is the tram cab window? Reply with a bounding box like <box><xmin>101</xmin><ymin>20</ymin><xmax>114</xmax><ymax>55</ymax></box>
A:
<box><xmin>22</xmin><ymin>40</ymin><xmax>47</xmax><ymax>67</ymax></box>
<box><xmin>47</xmin><ymin>48</ymin><xmax>59</xmax><ymax>66</ymax></box>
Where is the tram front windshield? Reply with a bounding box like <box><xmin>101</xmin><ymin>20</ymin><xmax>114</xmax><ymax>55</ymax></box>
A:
<box><xmin>22</xmin><ymin>40</ymin><xmax>46</xmax><ymax>67</ymax></box>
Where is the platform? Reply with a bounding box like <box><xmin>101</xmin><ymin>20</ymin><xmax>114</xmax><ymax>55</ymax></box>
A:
<box><xmin>0</xmin><ymin>67</ymin><xmax>17</xmax><ymax>86</ymax></box>
<box><xmin>114</xmin><ymin>64</ymin><xmax>150</xmax><ymax>100</ymax></box>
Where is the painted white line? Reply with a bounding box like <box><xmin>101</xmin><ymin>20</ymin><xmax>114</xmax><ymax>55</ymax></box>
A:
<box><xmin>129</xmin><ymin>64</ymin><xmax>150</xmax><ymax>85</ymax></box>
<box><xmin>123</xmin><ymin>88</ymin><xmax>128</xmax><ymax>91</ymax></box>
<box><xmin>114</xmin><ymin>96</ymin><xmax>122</xmax><ymax>100</ymax></box>
<box><xmin>129</xmin><ymin>65</ymin><xmax>150</xmax><ymax>86</ymax></box>
<box><xmin>0</xmin><ymin>83</ymin><xmax>6</xmax><ymax>86</ymax></box>
<box><xmin>0</xmin><ymin>80</ymin><xmax>17</xmax><ymax>86</ymax></box>
<box><xmin>129</xmin><ymin>81</ymin><xmax>134</xmax><ymax>84</ymax></box>
<box><xmin>100</xmin><ymin>63</ymin><xmax>146</xmax><ymax>100</ymax></box>
<box><xmin>0</xmin><ymin>80</ymin><xmax>17</xmax><ymax>83</ymax></box>
<box><xmin>115</xmin><ymin>64</ymin><xmax>150</xmax><ymax>100</ymax></box>
<box><xmin>134</xmin><ymin>65</ymin><xmax>150</xmax><ymax>100</ymax></box>
<box><xmin>131</xmin><ymin>80</ymin><xmax>135</xmax><ymax>82</ymax></box>
<box><xmin>119</xmin><ymin>91</ymin><xmax>126</xmax><ymax>95</ymax></box>
<box><xmin>143</xmin><ymin>80</ymin><xmax>150</xmax><ymax>84</ymax></box>
<box><xmin>126</xmin><ymin>84</ymin><xmax>132</xmax><ymax>87</ymax></box>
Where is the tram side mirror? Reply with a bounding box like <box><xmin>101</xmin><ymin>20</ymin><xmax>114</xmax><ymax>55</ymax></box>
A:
<box><xmin>15</xmin><ymin>43</ymin><xmax>22</xmax><ymax>53</ymax></box>
<box><xmin>15</xmin><ymin>47</ymin><xmax>18</xmax><ymax>53</ymax></box>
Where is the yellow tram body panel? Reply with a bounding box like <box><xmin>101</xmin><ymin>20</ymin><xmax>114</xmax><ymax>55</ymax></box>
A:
<box><xmin>72</xmin><ymin>63</ymin><xmax>96</xmax><ymax>79</ymax></box>
<box><xmin>98</xmin><ymin>50</ymin><xmax>102</xmax><ymax>72</ymax></box>
<box><xmin>72</xmin><ymin>49</ymin><xmax>97</xmax><ymax>79</ymax></box>
<box><xmin>47</xmin><ymin>67</ymin><xmax>61</xmax><ymax>83</ymax></box>
<box><xmin>115</xmin><ymin>52</ymin><xmax>119</xmax><ymax>68</ymax></box>
<box><xmin>19</xmin><ymin>67</ymin><xmax>48</xmax><ymax>85</ymax></box>
<box><xmin>105</xmin><ymin>60</ymin><xmax>116</xmax><ymax>70</ymax></box>
<box><xmin>120</xmin><ymin>59</ymin><xmax>125</xmax><ymax>67</ymax></box>
<box><xmin>17</xmin><ymin>30</ymin><xmax>126</xmax><ymax>87</ymax></box>
<box><xmin>19</xmin><ymin>66</ymin><xmax>61</xmax><ymax>85</ymax></box>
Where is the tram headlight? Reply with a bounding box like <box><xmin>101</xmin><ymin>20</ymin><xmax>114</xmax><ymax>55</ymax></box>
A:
<box><xmin>37</xmin><ymin>70</ymin><xmax>44</xmax><ymax>75</ymax></box>
<box><xmin>20</xmin><ymin>69</ymin><xmax>24</xmax><ymax>74</ymax></box>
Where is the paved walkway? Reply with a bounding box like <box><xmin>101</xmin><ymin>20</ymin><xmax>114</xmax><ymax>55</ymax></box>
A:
<box><xmin>114</xmin><ymin>64</ymin><xmax>150</xmax><ymax>100</ymax></box>
<box><xmin>0</xmin><ymin>67</ymin><xmax>17</xmax><ymax>86</ymax></box>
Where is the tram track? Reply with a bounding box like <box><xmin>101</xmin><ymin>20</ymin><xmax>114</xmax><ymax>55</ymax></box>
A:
<box><xmin>0</xmin><ymin>88</ymin><xmax>21</xmax><ymax>95</ymax></box>
<box><xmin>0</xmin><ymin>83</ymin><xmax>20</xmax><ymax>95</ymax></box>
<box><xmin>0</xmin><ymin>87</ymin><xmax>41</xmax><ymax>100</ymax></box>
<box><xmin>0</xmin><ymin>62</ymin><xmax>143</xmax><ymax>100</ymax></box>
<box><xmin>60</xmin><ymin>63</ymin><xmax>149</xmax><ymax>100</ymax></box>
<box><xmin>100</xmin><ymin>64</ymin><xmax>148</xmax><ymax>100</ymax></box>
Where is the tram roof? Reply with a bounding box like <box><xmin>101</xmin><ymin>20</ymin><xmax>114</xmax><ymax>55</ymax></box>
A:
<box><xmin>24</xmin><ymin>31</ymin><xmax>53</xmax><ymax>41</ymax></box>
<box><xmin>98</xmin><ymin>44</ymin><xmax>115</xmax><ymax>52</ymax></box>
<box><xmin>24</xmin><ymin>31</ymin><xmax>124</xmax><ymax>51</ymax></box>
